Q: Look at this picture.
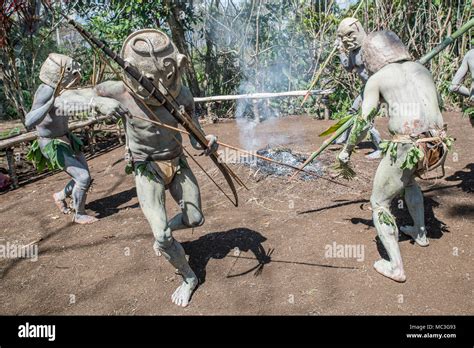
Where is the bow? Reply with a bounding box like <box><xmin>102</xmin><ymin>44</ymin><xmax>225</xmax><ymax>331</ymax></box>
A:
<box><xmin>58</xmin><ymin>11</ymin><xmax>242</xmax><ymax>206</ymax></box>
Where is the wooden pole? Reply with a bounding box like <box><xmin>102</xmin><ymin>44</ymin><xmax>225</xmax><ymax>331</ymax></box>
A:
<box><xmin>193</xmin><ymin>89</ymin><xmax>334</xmax><ymax>103</ymax></box>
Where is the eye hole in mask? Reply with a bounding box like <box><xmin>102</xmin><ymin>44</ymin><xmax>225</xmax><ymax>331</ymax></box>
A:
<box><xmin>163</xmin><ymin>60</ymin><xmax>175</xmax><ymax>81</ymax></box>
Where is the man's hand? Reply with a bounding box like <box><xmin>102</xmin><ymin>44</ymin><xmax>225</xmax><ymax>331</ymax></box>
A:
<box><xmin>203</xmin><ymin>134</ymin><xmax>218</xmax><ymax>156</ymax></box>
<box><xmin>335</xmin><ymin>38</ymin><xmax>344</xmax><ymax>53</ymax></box>
<box><xmin>338</xmin><ymin>148</ymin><xmax>351</xmax><ymax>164</ymax></box>
<box><xmin>93</xmin><ymin>99</ymin><xmax>129</xmax><ymax>119</ymax></box>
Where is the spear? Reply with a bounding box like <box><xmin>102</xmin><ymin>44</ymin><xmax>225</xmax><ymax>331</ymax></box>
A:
<box><xmin>419</xmin><ymin>17</ymin><xmax>474</xmax><ymax>65</ymax></box>
<box><xmin>290</xmin><ymin>18</ymin><xmax>474</xmax><ymax>181</ymax></box>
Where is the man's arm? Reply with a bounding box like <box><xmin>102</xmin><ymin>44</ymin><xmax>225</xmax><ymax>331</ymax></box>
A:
<box><xmin>57</xmin><ymin>82</ymin><xmax>128</xmax><ymax>119</ymax></box>
<box><xmin>186</xmin><ymin>98</ymin><xmax>218</xmax><ymax>155</ymax></box>
<box><xmin>339</xmin><ymin>51</ymin><xmax>354</xmax><ymax>72</ymax></box>
<box><xmin>449</xmin><ymin>53</ymin><xmax>470</xmax><ymax>97</ymax></box>
<box><xmin>338</xmin><ymin>76</ymin><xmax>380</xmax><ymax>162</ymax></box>
<box><xmin>25</xmin><ymin>84</ymin><xmax>55</xmax><ymax>130</ymax></box>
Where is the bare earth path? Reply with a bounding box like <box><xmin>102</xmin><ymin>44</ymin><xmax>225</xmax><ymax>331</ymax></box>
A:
<box><xmin>0</xmin><ymin>112</ymin><xmax>472</xmax><ymax>315</ymax></box>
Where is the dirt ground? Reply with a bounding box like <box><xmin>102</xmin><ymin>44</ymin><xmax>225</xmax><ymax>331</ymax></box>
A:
<box><xmin>0</xmin><ymin>111</ymin><xmax>472</xmax><ymax>315</ymax></box>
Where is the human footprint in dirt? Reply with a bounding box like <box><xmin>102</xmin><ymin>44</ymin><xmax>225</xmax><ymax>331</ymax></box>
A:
<box><xmin>25</xmin><ymin>54</ymin><xmax>127</xmax><ymax>224</ymax></box>
<box><xmin>338</xmin><ymin>31</ymin><xmax>451</xmax><ymax>282</ymax></box>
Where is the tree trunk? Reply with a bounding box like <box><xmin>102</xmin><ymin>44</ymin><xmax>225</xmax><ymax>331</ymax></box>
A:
<box><xmin>164</xmin><ymin>0</ymin><xmax>202</xmax><ymax>97</ymax></box>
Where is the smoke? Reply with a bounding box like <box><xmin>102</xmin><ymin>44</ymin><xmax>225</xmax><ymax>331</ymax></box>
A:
<box><xmin>231</xmin><ymin>2</ymin><xmax>311</xmax><ymax>150</ymax></box>
<box><xmin>197</xmin><ymin>1</ymin><xmax>319</xmax><ymax>150</ymax></box>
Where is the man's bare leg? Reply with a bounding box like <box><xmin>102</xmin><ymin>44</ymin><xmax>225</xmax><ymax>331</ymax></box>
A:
<box><xmin>365</xmin><ymin>126</ymin><xmax>382</xmax><ymax>159</ymax></box>
<box><xmin>400</xmin><ymin>182</ymin><xmax>429</xmax><ymax>246</ymax></box>
<box><xmin>53</xmin><ymin>180</ymin><xmax>73</xmax><ymax>214</ymax></box>
<box><xmin>136</xmin><ymin>168</ymin><xmax>198</xmax><ymax>307</ymax></box>
<box><xmin>168</xmin><ymin>163</ymin><xmax>204</xmax><ymax>231</ymax></box>
<box><xmin>63</xmin><ymin>152</ymin><xmax>98</xmax><ymax>224</ymax></box>
<box><xmin>370</xmin><ymin>148</ymin><xmax>412</xmax><ymax>282</ymax></box>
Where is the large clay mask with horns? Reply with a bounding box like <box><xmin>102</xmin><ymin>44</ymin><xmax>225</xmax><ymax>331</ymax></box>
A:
<box><xmin>121</xmin><ymin>29</ymin><xmax>187</xmax><ymax>106</ymax></box>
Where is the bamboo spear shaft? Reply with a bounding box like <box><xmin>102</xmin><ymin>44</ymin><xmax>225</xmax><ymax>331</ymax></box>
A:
<box><xmin>419</xmin><ymin>17</ymin><xmax>474</xmax><ymax>65</ymax></box>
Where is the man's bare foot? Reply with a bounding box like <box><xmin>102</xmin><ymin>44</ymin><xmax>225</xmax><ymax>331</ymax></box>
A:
<box><xmin>73</xmin><ymin>214</ymin><xmax>99</xmax><ymax>225</ymax></box>
<box><xmin>53</xmin><ymin>192</ymin><xmax>71</xmax><ymax>214</ymax></box>
<box><xmin>373</xmin><ymin>259</ymin><xmax>406</xmax><ymax>282</ymax></box>
<box><xmin>400</xmin><ymin>225</ymin><xmax>429</xmax><ymax>247</ymax></box>
<box><xmin>171</xmin><ymin>275</ymin><xmax>198</xmax><ymax>307</ymax></box>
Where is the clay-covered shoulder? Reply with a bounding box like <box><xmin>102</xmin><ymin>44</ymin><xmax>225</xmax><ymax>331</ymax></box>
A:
<box><xmin>463</xmin><ymin>49</ymin><xmax>474</xmax><ymax>65</ymax></box>
<box><xmin>30</xmin><ymin>83</ymin><xmax>54</xmax><ymax>107</ymax></box>
<box><xmin>465</xmin><ymin>49</ymin><xmax>474</xmax><ymax>59</ymax></box>
<box><xmin>35</xmin><ymin>83</ymin><xmax>55</xmax><ymax>99</ymax></box>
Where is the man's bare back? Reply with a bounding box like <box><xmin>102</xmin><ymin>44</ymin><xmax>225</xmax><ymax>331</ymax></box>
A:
<box><xmin>364</xmin><ymin>61</ymin><xmax>444</xmax><ymax>135</ymax></box>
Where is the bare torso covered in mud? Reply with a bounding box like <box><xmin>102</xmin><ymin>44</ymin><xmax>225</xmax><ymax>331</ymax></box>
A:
<box><xmin>367</xmin><ymin>61</ymin><xmax>444</xmax><ymax>135</ymax></box>
<box><xmin>95</xmin><ymin>80</ymin><xmax>196</xmax><ymax>161</ymax></box>
<box><xmin>340</xmin><ymin>47</ymin><xmax>369</xmax><ymax>83</ymax></box>
<box><xmin>26</xmin><ymin>84</ymin><xmax>69</xmax><ymax>139</ymax></box>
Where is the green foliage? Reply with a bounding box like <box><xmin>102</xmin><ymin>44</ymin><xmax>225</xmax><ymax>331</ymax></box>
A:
<box><xmin>442</xmin><ymin>135</ymin><xmax>455</xmax><ymax>151</ymax></box>
<box><xmin>378</xmin><ymin>209</ymin><xmax>397</xmax><ymax>228</ymax></box>
<box><xmin>319</xmin><ymin>114</ymin><xmax>353</xmax><ymax>137</ymax></box>
<box><xmin>400</xmin><ymin>146</ymin><xmax>424</xmax><ymax>170</ymax></box>
<box><xmin>464</xmin><ymin>107</ymin><xmax>474</xmax><ymax>119</ymax></box>
<box><xmin>348</xmin><ymin>115</ymin><xmax>369</xmax><ymax>145</ymax></box>
<box><xmin>124</xmin><ymin>162</ymin><xmax>134</xmax><ymax>175</ymax></box>
<box><xmin>379</xmin><ymin>141</ymin><xmax>398</xmax><ymax>164</ymax></box>
<box><xmin>334</xmin><ymin>161</ymin><xmax>356</xmax><ymax>180</ymax></box>
<box><xmin>26</xmin><ymin>135</ymin><xmax>83</xmax><ymax>172</ymax></box>
<box><xmin>133</xmin><ymin>162</ymin><xmax>157</xmax><ymax>181</ymax></box>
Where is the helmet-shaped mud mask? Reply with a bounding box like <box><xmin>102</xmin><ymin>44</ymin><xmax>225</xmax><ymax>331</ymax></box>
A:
<box><xmin>39</xmin><ymin>53</ymin><xmax>81</xmax><ymax>88</ymax></box>
<box><xmin>337</xmin><ymin>17</ymin><xmax>366</xmax><ymax>52</ymax></box>
<box><xmin>361</xmin><ymin>30</ymin><xmax>411</xmax><ymax>74</ymax></box>
<box><xmin>121</xmin><ymin>29</ymin><xmax>187</xmax><ymax>106</ymax></box>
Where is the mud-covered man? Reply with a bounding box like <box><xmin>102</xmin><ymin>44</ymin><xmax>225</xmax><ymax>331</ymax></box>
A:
<box><xmin>450</xmin><ymin>48</ymin><xmax>474</xmax><ymax>100</ymax></box>
<box><xmin>335</xmin><ymin>17</ymin><xmax>382</xmax><ymax>159</ymax></box>
<box><xmin>80</xmin><ymin>30</ymin><xmax>218</xmax><ymax>307</ymax></box>
<box><xmin>338</xmin><ymin>31</ymin><xmax>451</xmax><ymax>282</ymax></box>
<box><xmin>450</xmin><ymin>47</ymin><xmax>474</xmax><ymax>125</ymax></box>
<box><xmin>25</xmin><ymin>54</ymin><xmax>128</xmax><ymax>224</ymax></box>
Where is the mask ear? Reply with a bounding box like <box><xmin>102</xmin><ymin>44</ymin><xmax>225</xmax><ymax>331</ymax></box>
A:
<box><xmin>177</xmin><ymin>54</ymin><xmax>188</xmax><ymax>69</ymax></box>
